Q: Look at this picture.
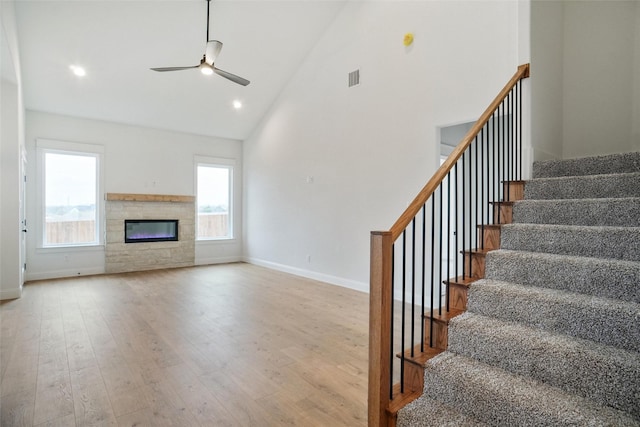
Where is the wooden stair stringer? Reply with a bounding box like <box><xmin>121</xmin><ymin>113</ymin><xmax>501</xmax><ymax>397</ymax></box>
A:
<box><xmin>386</xmin><ymin>347</ymin><xmax>444</xmax><ymax>427</ymax></box>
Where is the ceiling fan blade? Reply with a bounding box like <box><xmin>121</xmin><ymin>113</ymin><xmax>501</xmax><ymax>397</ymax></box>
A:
<box><xmin>150</xmin><ymin>66</ymin><xmax>199</xmax><ymax>72</ymax></box>
<box><xmin>205</xmin><ymin>40</ymin><xmax>223</xmax><ymax>65</ymax></box>
<box><xmin>213</xmin><ymin>67</ymin><xmax>250</xmax><ymax>86</ymax></box>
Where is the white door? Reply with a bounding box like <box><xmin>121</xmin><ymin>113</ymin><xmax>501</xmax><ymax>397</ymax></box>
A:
<box><xmin>20</xmin><ymin>150</ymin><xmax>27</xmax><ymax>284</ymax></box>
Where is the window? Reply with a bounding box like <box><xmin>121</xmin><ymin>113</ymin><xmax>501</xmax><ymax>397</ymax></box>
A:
<box><xmin>38</xmin><ymin>140</ymin><xmax>103</xmax><ymax>247</ymax></box>
<box><xmin>196</xmin><ymin>160</ymin><xmax>233</xmax><ymax>240</ymax></box>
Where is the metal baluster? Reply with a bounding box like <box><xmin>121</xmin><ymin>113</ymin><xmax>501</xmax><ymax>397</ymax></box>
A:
<box><xmin>480</xmin><ymin>127</ymin><xmax>485</xmax><ymax>249</ymax></box>
<box><xmin>421</xmin><ymin>205</ymin><xmax>426</xmax><ymax>352</ymax></box>
<box><xmin>389</xmin><ymin>243</ymin><xmax>395</xmax><ymax>399</ymax></box>
<box><xmin>438</xmin><ymin>184</ymin><xmax>443</xmax><ymax>314</ymax></box>
<box><xmin>462</xmin><ymin>152</ymin><xmax>466</xmax><ymax>279</ymax></box>
<box><xmin>491</xmin><ymin>111</ymin><xmax>502</xmax><ymax>224</ymax></box>
<box><xmin>446</xmin><ymin>171</ymin><xmax>451</xmax><ymax>312</ymax></box>
<box><xmin>411</xmin><ymin>218</ymin><xmax>416</xmax><ymax>358</ymax></box>
<box><xmin>400</xmin><ymin>231</ymin><xmax>406</xmax><ymax>393</ymax></box>
<box><xmin>430</xmin><ymin>196</ymin><xmax>436</xmax><ymax>348</ymax></box>
<box><xmin>474</xmin><ymin>137</ymin><xmax>478</xmax><ymax>276</ymax></box>
<box><xmin>454</xmin><ymin>162</ymin><xmax>458</xmax><ymax>306</ymax></box>
<box><xmin>519</xmin><ymin>80</ymin><xmax>523</xmax><ymax>180</ymax></box>
<box><xmin>469</xmin><ymin>145</ymin><xmax>473</xmax><ymax>278</ymax></box>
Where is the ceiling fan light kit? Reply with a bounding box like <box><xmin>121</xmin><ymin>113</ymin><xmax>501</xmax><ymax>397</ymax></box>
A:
<box><xmin>151</xmin><ymin>0</ymin><xmax>249</xmax><ymax>86</ymax></box>
<box><xmin>199</xmin><ymin>61</ymin><xmax>214</xmax><ymax>75</ymax></box>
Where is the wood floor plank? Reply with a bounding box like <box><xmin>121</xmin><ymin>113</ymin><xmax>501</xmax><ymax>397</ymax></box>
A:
<box><xmin>139</xmin><ymin>381</ymin><xmax>201</xmax><ymax>426</ymax></box>
<box><xmin>164</xmin><ymin>363</ymin><xmax>237</xmax><ymax>426</ymax></box>
<box><xmin>0</xmin><ymin>263</ymin><xmax>369</xmax><ymax>426</ymax></box>
<box><xmin>69</xmin><ymin>366</ymin><xmax>117</xmax><ymax>426</ymax></box>
<box><xmin>99</xmin><ymin>363</ymin><xmax>146</xmax><ymax>417</ymax></box>
<box><xmin>33</xmin><ymin>413</ymin><xmax>76</xmax><ymax>427</ymax></box>
<box><xmin>197</xmin><ymin>369</ymin><xmax>275</xmax><ymax>426</ymax></box>
<box><xmin>0</xmin><ymin>366</ymin><xmax>37</xmax><ymax>398</ymax></box>
<box><xmin>116</xmin><ymin>408</ymin><xmax>153</xmax><ymax>427</ymax></box>
<box><xmin>1</xmin><ymin>390</ymin><xmax>35</xmax><ymax>427</ymax></box>
<box><xmin>1</xmin><ymin>335</ymin><xmax>39</xmax><ymax>395</ymax></box>
<box><xmin>32</xmin><ymin>366</ymin><xmax>74</xmax><ymax>425</ymax></box>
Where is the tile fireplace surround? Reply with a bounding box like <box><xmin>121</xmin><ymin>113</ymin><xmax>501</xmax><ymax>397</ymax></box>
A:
<box><xmin>105</xmin><ymin>193</ymin><xmax>195</xmax><ymax>274</ymax></box>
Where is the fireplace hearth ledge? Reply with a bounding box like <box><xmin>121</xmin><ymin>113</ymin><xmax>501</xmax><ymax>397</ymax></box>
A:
<box><xmin>106</xmin><ymin>193</ymin><xmax>195</xmax><ymax>203</ymax></box>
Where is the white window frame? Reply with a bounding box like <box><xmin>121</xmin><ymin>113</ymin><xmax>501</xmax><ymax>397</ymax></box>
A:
<box><xmin>195</xmin><ymin>156</ymin><xmax>235</xmax><ymax>241</ymax></box>
<box><xmin>36</xmin><ymin>139</ymin><xmax>104</xmax><ymax>249</ymax></box>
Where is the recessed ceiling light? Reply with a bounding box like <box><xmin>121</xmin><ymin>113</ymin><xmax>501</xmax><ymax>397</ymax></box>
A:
<box><xmin>69</xmin><ymin>65</ymin><xmax>86</xmax><ymax>77</ymax></box>
<box><xmin>233</xmin><ymin>100</ymin><xmax>243</xmax><ymax>110</ymax></box>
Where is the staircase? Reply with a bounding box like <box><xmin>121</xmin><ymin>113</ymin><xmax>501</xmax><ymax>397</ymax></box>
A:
<box><xmin>396</xmin><ymin>152</ymin><xmax>640</xmax><ymax>426</ymax></box>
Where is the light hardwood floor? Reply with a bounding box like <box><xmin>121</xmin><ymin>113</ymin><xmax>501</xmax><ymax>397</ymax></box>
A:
<box><xmin>0</xmin><ymin>263</ymin><xmax>370</xmax><ymax>426</ymax></box>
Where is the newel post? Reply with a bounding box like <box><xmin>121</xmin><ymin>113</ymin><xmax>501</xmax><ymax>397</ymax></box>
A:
<box><xmin>369</xmin><ymin>231</ymin><xmax>393</xmax><ymax>427</ymax></box>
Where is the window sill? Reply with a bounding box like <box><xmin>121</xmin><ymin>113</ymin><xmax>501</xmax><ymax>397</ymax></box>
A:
<box><xmin>196</xmin><ymin>238</ymin><xmax>236</xmax><ymax>244</ymax></box>
<box><xmin>36</xmin><ymin>244</ymin><xmax>105</xmax><ymax>254</ymax></box>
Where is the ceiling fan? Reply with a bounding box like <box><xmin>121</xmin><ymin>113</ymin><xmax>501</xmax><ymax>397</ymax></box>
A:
<box><xmin>151</xmin><ymin>0</ymin><xmax>250</xmax><ymax>86</ymax></box>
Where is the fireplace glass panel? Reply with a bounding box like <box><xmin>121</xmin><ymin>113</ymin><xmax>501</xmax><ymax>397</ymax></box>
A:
<box><xmin>125</xmin><ymin>219</ymin><xmax>179</xmax><ymax>243</ymax></box>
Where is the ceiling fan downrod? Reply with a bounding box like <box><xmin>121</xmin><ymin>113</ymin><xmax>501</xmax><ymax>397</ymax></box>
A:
<box><xmin>206</xmin><ymin>0</ymin><xmax>211</xmax><ymax>43</ymax></box>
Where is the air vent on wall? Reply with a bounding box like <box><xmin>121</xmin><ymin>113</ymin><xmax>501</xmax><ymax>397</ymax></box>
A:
<box><xmin>348</xmin><ymin>69</ymin><xmax>360</xmax><ymax>87</ymax></box>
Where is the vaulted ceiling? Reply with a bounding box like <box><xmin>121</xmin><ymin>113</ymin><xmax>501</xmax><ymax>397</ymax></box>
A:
<box><xmin>14</xmin><ymin>0</ymin><xmax>347</xmax><ymax>140</ymax></box>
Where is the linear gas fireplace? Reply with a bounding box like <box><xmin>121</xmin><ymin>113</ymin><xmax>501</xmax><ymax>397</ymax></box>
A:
<box><xmin>125</xmin><ymin>219</ymin><xmax>179</xmax><ymax>243</ymax></box>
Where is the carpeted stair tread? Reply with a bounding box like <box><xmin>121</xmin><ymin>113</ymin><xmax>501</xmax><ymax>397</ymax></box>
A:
<box><xmin>533</xmin><ymin>152</ymin><xmax>640</xmax><ymax>178</ymax></box>
<box><xmin>513</xmin><ymin>198</ymin><xmax>640</xmax><ymax>227</ymax></box>
<box><xmin>448</xmin><ymin>312</ymin><xmax>640</xmax><ymax>418</ymax></box>
<box><xmin>397</xmin><ymin>395</ymin><xmax>488</xmax><ymax>426</ymax></box>
<box><xmin>418</xmin><ymin>352</ymin><xmax>639</xmax><ymax>426</ymax></box>
<box><xmin>484</xmin><ymin>250</ymin><xmax>640</xmax><ymax>303</ymax></box>
<box><xmin>467</xmin><ymin>279</ymin><xmax>640</xmax><ymax>352</ymax></box>
<box><xmin>500</xmin><ymin>224</ymin><xmax>640</xmax><ymax>261</ymax></box>
<box><xmin>525</xmin><ymin>172</ymin><xmax>640</xmax><ymax>200</ymax></box>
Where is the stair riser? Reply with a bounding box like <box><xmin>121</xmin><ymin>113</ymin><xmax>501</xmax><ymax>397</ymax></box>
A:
<box><xmin>401</xmin><ymin>361</ymin><xmax>425</xmax><ymax>394</ymax></box>
<box><xmin>513</xmin><ymin>198</ymin><xmax>640</xmax><ymax>227</ymax></box>
<box><xmin>478</xmin><ymin>225</ymin><xmax>500</xmax><ymax>250</ymax></box>
<box><xmin>448</xmin><ymin>283</ymin><xmax>468</xmax><ymax>311</ymax></box>
<box><xmin>491</xmin><ymin>203</ymin><xmax>513</xmax><ymax>224</ymax></box>
<box><xmin>533</xmin><ymin>152</ymin><xmax>640</xmax><ymax>178</ymax></box>
<box><xmin>485</xmin><ymin>250</ymin><xmax>640</xmax><ymax>303</ymax></box>
<box><xmin>420</xmin><ymin>353</ymin><xmax>639</xmax><ymax>426</ymax></box>
<box><xmin>501</xmin><ymin>225</ymin><xmax>640</xmax><ymax>261</ymax></box>
<box><xmin>503</xmin><ymin>181</ymin><xmax>525</xmax><ymax>202</ymax></box>
<box><xmin>398</xmin><ymin>396</ymin><xmax>485</xmax><ymax>426</ymax></box>
<box><xmin>525</xmin><ymin>173</ymin><xmax>640</xmax><ymax>200</ymax></box>
<box><xmin>423</xmin><ymin>319</ymin><xmax>449</xmax><ymax>350</ymax></box>
<box><xmin>448</xmin><ymin>314</ymin><xmax>640</xmax><ymax>419</ymax></box>
<box><xmin>467</xmin><ymin>282</ymin><xmax>640</xmax><ymax>353</ymax></box>
<box><xmin>463</xmin><ymin>253</ymin><xmax>485</xmax><ymax>279</ymax></box>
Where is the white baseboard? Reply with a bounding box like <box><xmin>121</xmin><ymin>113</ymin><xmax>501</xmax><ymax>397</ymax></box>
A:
<box><xmin>532</xmin><ymin>146</ymin><xmax>561</xmax><ymax>162</ymax></box>
<box><xmin>195</xmin><ymin>255</ymin><xmax>242</xmax><ymax>266</ymax></box>
<box><xmin>0</xmin><ymin>287</ymin><xmax>22</xmax><ymax>301</ymax></box>
<box><xmin>243</xmin><ymin>256</ymin><xmax>369</xmax><ymax>294</ymax></box>
<box><xmin>26</xmin><ymin>267</ymin><xmax>105</xmax><ymax>282</ymax></box>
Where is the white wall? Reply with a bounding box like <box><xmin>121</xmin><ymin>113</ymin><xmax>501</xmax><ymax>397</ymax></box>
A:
<box><xmin>530</xmin><ymin>0</ymin><xmax>564</xmax><ymax>161</ymax></box>
<box><xmin>562</xmin><ymin>0</ymin><xmax>639</xmax><ymax>158</ymax></box>
<box><xmin>1</xmin><ymin>0</ymin><xmax>26</xmax><ymax>300</ymax></box>
<box><xmin>635</xmin><ymin>2</ymin><xmax>640</xmax><ymax>151</ymax></box>
<box><xmin>25</xmin><ymin>111</ymin><xmax>243</xmax><ymax>280</ymax></box>
<box><xmin>243</xmin><ymin>1</ymin><xmax>521</xmax><ymax>290</ymax></box>
<box><xmin>1</xmin><ymin>81</ymin><xmax>22</xmax><ymax>299</ymax></box>
<box><xmin>529</xmin><ymin>0</ymin><xmax>639</xmax><ymax>160</ymax></box>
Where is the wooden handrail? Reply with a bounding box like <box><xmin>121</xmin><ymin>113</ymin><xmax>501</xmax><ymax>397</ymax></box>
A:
<box><xmin>389</xmin><ymin>63</ymin><xmax>530</xmax><ymax>240</ymax></box>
